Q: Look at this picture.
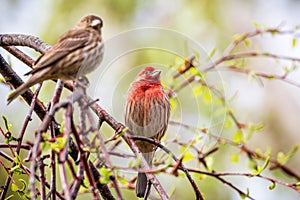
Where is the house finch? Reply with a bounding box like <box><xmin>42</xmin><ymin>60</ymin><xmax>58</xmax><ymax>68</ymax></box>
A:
<box><xmin>7</xmin><ymin>14</ymin><xmax>104</xmax><ymax>104</ymax></box>
<box><xmin>125</xmin><ymin>66</ymin><xmax>170</xmax><ymax>198</ymax></box>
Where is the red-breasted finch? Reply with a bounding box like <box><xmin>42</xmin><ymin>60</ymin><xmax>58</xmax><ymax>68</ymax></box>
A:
<box><xmin>125</xmin><ymin>66</ymin><xmax>170</xmax><ymax>197</ymax></box>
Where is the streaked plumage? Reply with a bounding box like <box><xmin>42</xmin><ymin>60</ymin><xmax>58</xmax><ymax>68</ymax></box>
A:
<box><xmin>125</xmin><ymin>67</ymin><xmax>170</xmax><ymax>198</ymax></box>
<box><xmin>7</xmin><ymin>14</ymin><xmax>104</xmax><ymax>104</ymax></box>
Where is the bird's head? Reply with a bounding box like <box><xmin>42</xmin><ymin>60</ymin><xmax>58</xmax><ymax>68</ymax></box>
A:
<box><xmin>76</xmin><ymin>14</ymin><xmax>103</xmax><ymax>32</ymax></box>
<box><xmin>136</xmin><ymin>67</ymin><xmax>162</xmax><ymax>82</ymax></box>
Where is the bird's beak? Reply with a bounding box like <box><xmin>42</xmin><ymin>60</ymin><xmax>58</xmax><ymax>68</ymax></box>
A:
<box><xmin>152</xmin><ymin>69</ymin><xmax>161</xmax><ymax>79</ymax></box>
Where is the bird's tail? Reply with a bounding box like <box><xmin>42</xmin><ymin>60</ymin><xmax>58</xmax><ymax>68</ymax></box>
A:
<box><xmin>7</xmin><ymin>77</ymin><xmax>39</xmax><ymax>105</ymax></box>
<box><xmin>136</xmin><ymin>152</ymin><xmax>154</xmax><ymax>198</ymax></box>
<box><xmin>136</xmin><ymin>172</ymin><xmax>148</xmax><ymax>198</ymax></box>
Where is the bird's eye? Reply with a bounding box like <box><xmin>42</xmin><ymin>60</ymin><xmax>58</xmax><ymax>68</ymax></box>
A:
<box><xmin>144</xmin><ymin>71</ymin><xmax>152</xmax><ymax>75</ymax></box>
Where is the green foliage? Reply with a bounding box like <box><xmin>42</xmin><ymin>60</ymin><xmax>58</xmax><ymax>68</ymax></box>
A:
<box><xmin>232</xmin><ymin>33</ymin><xmax>247</xmax><ymax>43</ymax></box>
<box><xmin>224</xmin><ymin>117</ymin><xmax>233</xmax><ymax>129</ymax></box>
<box><xmin>51</xmin><ymin>136</ymin><xmax>68</xmax><ymax>153</ymax></box>
<box><xmin>295</xmin><ymin>182</ymin><xmax>300</xmax><ymax>189</ymax></box>
<box><xmin>292</xmin><ymin>38</ymin><xmax>297</xmax><ymax>48</ymax></box>
<box><xmin>230</xmin><ymin>153</ymin><xmax>239</xmax><ymax>163</ymax></box>
<box><xmin>248</xmin><ymin>71</ymin><xmax>264</xmax><ymax>86</ymax></box>
<box><xmin>4</xmin><ymin>195</ymin><xmax>14</xmax><ymax>200</ymax></box>
<box><xmin>252</xmin><ymin>155</ymin><xmax>270</xmax><ymax>175</ymax></box>
<box><xmin>243</xmin><ymin>38</ymin><xmax>251</xmax><ymax>47</ymax></box>
<box><xmin>208</xmin><ymin>48</ymin><xmax>216</xmax><ymax>59</ymax></box>
<box><xmin>180</xmin><ymin>148</ymin><xmax>195</xmax><ymax>163</ymax></box>
<box><xmin>239</xmin><ymin>188</ymin><xmax>250</xmax><ymax>199</ymax></box>
<box><xmin>233</xmin><ymin>130</ymin><xmax>243</xmax><ymax>144</ymax></box>
<box><xmin>205</xmin><ymin>157</ymin><xmax>214</xmax><ymax>172</ymax></box>
<box><xmin>2</xmin><ymin>115</ymin><xmax>12</xmax><ymax>132</ymax></box>
<box><xmin>192</xmin><ymin>85</ymin><xmax>212</xmax><ymax>104</ymax></box>
<box><xmin>10</xmin><ymin>179</ymin><xmax>31</xmax><ymax>200</ymax></box>
<box><xmin>99</xmin><ymin>167</ymin><xmax>113</xmax><ymax>184</ymax></box>
<box><xmin>118</xmin><ymin>175</ymin><xmax>129</xmax><ymax>185</ymax></box>
<box><xmin>245</xmin><ymin>123</ymin><xmax>264</xmax><ymax>142</ymax></box>
<box><xmin>276</xmin><ymin>144</ymin><xmax>299</xmax><ymax>165</ymax></box>
<box><xmin>10</xmin><ymin>154</ymin><xmax>23</xmax><ymax>175</ymax></box>
<box><xmin>0</xmin><ymin>76</ymin><xmax>5</xmax><ymax>83</ymax></box>
<box><xmin>119</xmin><ymin>127</ymin><xmax>129</xmax><ymax>138</ymax></box>
<box><xmin>268</xmin><ymin>182</ymin><xmax>276</xmax><ymax>190</ymax></box>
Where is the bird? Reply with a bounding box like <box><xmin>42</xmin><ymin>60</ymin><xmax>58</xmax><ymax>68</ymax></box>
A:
<box><xmin>7</xmin><ymin>14</ymin><xmax>104</xmax><ymax>104</ymax></box>
<box><xmin>124</xmin><ymin>66</ymin><xmax>170</xmax><ymax>198</ymax></box>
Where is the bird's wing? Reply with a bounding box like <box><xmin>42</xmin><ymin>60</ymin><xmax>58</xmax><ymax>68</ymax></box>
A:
<box><xmin>26</xmin><ymin>29</ymin><xmax>91</xmax><ymax>75</ymax></box>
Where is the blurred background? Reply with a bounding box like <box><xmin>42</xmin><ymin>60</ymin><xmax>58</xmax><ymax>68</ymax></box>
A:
<box><xmin>1</xmin><ymin>0</ymin><xmax>300</xmax><ymax>199</ymax></box>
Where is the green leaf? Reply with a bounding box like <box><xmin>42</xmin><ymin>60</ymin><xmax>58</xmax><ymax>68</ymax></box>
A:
<box><xmin>4</xmin><ymin>195</ymin><xmax>14</xmax><ymax>200</ymax></box>
<box><xmin>232</xmin><ymin>34</ymin><xmax>246</xmax><ymax>42</ymax></box>
<box><xmin>254</xmin><ymin>148</ymin><xmax>262</xmax><ymax>155</ymax></box>
<box><xmin>11</xmin><ymin>183</ymin><xmax>19</xmax><ymax>192</ymax></box>
<box><xmin>292</xmin><ymin>38</ymin><xmax>297</xmax><ymax>48</ymax></box>
<box><xmin>208</xmin><ymin>48</ymin><xmax>216</xmax><ymax>58</ymax></box>
<box><xmin>233</xmin><ymin>130</ymin><xmax>243</xmax><ymax>143</ymax></box>
<box><xmin>0</xmin><ymin>77</ymin><xmax>5</xmax><ymax>83</ymax></box>
<box><xmin>179</xmin><ymin>145</ymin><xmax>189</xmax><ymax>155</ymax></box>
<box><xmin>244</xmin><ymin>38</ymin><xmax>251</xmax><ymax>47</ymax></box>
<box><xmin>99</xmin><ymin>167</ymin><xmax>113</xmax><ymax>184</ymax></box>
<box><xmin>270</xmin><ymin>29</ymin><xmax>278</xmax><ymax>36</ymax></box>
<box><xmin>2</xmin><ymin>115</ymin><xmax>12</xmax><ymax>131</ymax></box>
<box><xmin>261</xmin><ymin>155</ymin><xmax>271</xmax><ymax>171</ymax></box>
<box><xmin>230</xmin><ymin>153</ymin><xmax>239</xmax><ymax>163</ymax></box>
<box><xmin>197</xmin><ymin>174</ymin><xmax>206</xmax><ymax>180</ymax></box>
<box><xmin>240</xmin><ymin>188</ymin><xmax>250</xmax><ymax>199</ymax></box>
<box><xmin>118</xmin><ymin>176</ymin><xmax>128</xmax><ymax>184</ymax></box>
<box><xmin>292</xmin><ymin>64</ymin><xmax>298</xmax><ymax>71</ymax></box>
<box><xmin>224</xmin><ymin>59</ymin><xmax>236</xmax><ymax>67</ymax></box>
<box><xmin>277</xmin><ymin>144</ymin><xmax>299</xmax><ymax>165</ymax></box>
<box><xmin>128</xmin><ymin>158</ymin><xmax>133</xmax><ymax>168</ymax></box>
<box><xmin>182</xmin><ymin>151</ymin><xmax>195</xmax><ymax>163</ymax></box>
<box><xmin>277</xmin><ymin>152</ymin><xmax>287</xmax><ymax>165</ymax></box>
<box><xmin>246</xmin><ymin>123</ymin><xmax>264</xmax><ymax>141</ymax></box>
<box><xmin>224</xmin><ymin>117</ymin><xmax>233</xmax><ymax>129</ymax></box>
<box><xmin>252</xmin><ymin>21</ymin><xmax>261</xmax><ymax>28</ymax></box>
<box><xmin>59</xmin><ymin>122</ymin><xmax>65</xmax><ymax>134</ymax></box>
<box><xmin>190</xmin><ymin>67</ymin><xmax>203</xmax><ymax>78</ymax></box>
<box><xmin>249</xmin><ymin>123</ymin><xmax>264</xmax><ymax>133</ymax></box>
<box><xmin>248</xmin><ymin>71</ymin><xmax>264</xmax><ymax>86</ymax></box>
<box><xmin>203</xmin><ymin>88</ymin><xmax>212</xmax><ymax>104</ymax></box>
<box><xmin>206</xmin><ymin>157</ymin><xmax>214</xmax><ymax>172</ymax></box>
<box><xmin>253</xmin><ymin>155</ymin><xmax>270</xmax><ymax>175</ymax></box>
<box><xmin>19</xmin><ymin>179</ymin><xmax>27</xmax><ymax>192</ymax></box>
<box><xmin>192</xmin><ymin>86</ymin><xmax>204</xmax><ymax>97</ymax></box>
<box><xmin>295</xmin><ymin>182</ymin><xmax>300</xmax><ymax>189</ymax></box>
<box><xmin>51</xmin><ymin>137</ymin><xmax>68</xmax><ymax>153</ymax></box>
<box><xmin>13</xmin><ymin>154</ymin><xmax>21</xmax><ymax>165</ymax></box>
<box><xmin>269</xmin><ymin>182</ymin><xmax>276</xmax><ymax>190</ymax></box>
<box><xmin>10</xmin><ymin>165</ymin><xmax>23</xmax><ymax>175</ymax></box>
<box><xmin>5</xmin><ymin>133</ymin><xmax>13</xmax><ymax>144</ymax></box>
<box><xmin>286</xmin><ymin>144</ymin><xmax>299</xmax><ymax>159</ymax></box>
<box><xmin>169</xmin><ymin>98</ymin><xmax>178</xmax><ymax>110</ymax></box>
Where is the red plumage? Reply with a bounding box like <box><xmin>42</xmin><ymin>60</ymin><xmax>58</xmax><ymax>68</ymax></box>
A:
<box><xmin>125</xmin><ymin>66</ymin><xmax>170</xmax><ymax>198</ymax></box>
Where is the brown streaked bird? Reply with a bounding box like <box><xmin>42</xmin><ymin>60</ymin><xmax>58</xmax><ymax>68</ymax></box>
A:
<box><xmin>125</xmin><ymin>67</ymin><xmax>170</xmax><ymax>198</ymax></box>
<box><xmin>7</xmin><ymin>14</ymin><xmax>104</xmax><ymax>104</ymax></box>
